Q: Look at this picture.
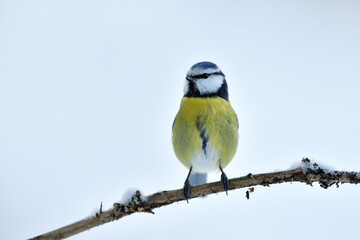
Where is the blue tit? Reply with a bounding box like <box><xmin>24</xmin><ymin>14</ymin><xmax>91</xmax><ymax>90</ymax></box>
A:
<box><xmin>172</xmin><ymin>61</ymin><xmax>239</xmax><ymax>202</ymax></box>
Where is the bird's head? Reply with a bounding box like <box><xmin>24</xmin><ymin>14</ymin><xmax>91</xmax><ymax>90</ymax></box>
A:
<box><xmin>184</xmin><ymin>61</ymin><xmax>228</xmax><ymax>101</ymax></box>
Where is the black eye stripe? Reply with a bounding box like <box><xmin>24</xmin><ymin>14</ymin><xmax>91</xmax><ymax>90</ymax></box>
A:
<box><xmin>193</xmin><ymin>73</ymin><xmax>210</xmax><ymax>79</ymax></box>
<box><xmin>190</xmin><ymin>71</ymin><xmax>223</xmax><ymax>79</ymax></box>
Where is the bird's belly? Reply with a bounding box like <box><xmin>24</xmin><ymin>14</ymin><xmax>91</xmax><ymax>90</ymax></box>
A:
<box><xmin>191</xmin><ymin>145</ymin><xmax>220</xmax><ymax>173</ymax></box>
<box><xmin>172</xmin><ymin>97</ymin><xmax>239</xmax><ymax>173</ymax></box>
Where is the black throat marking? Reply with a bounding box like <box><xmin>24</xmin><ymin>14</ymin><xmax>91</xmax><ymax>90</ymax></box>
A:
<box><xmin>184</xmin><ymin>80</ymin><xmax>229</xmax><ymax>101</ymax></box>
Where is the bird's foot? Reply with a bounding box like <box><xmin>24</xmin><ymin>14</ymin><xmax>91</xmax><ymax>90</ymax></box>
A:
<box><xmin>183</xmin><ymin>179</ymin><xmax>191</xmax><ymax>203</ymax></box>
<box><xmin>220</xmin><ymin>167</ymin><xmax>230</xmax><ymax>195</ymax></box>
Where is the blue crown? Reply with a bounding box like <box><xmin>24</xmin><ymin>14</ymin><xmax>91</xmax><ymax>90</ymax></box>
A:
<box><xmin>190</xmin><ymin>61</ymin><xmax>219</xmax><ymax>70</ymax></box>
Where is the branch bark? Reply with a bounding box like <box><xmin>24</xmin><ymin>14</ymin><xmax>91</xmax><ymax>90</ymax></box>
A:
<box><xmin>29</xmin><ymin>158</ymin><xmax>360</xmax><ymax>240</ymax></box>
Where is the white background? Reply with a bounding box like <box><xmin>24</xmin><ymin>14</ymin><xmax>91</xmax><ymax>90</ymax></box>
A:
<box><xmin>1</xmin><ymin>1</ymin><xmax>359</xmax><ymax>239</ymax></box>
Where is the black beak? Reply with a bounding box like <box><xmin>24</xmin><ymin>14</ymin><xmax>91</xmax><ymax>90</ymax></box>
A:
<box><xmin>186</xmin><ymin>75</ymin><xmax>195</xmax><ymax>82</ymax></box>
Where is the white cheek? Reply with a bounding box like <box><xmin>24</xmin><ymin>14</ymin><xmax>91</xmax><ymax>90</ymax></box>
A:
<box><xmin>195</xmin><ymin>75</ymin><xmax>224</xmax><ymax>95</ymax></box>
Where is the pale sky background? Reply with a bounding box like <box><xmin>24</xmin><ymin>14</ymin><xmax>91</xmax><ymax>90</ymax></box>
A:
<box><xmin>1</xmin><ymin>1</ymin><xmax>360</xmax><ymax>239</ymax></box>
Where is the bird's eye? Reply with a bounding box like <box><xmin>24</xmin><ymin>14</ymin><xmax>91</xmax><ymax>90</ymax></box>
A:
<box><xmin>202</xmin><ymin>73</ymin><xmax>209</xmax><ymax>79</ymax></box>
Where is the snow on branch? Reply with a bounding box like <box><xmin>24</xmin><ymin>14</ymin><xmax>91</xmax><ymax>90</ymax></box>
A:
<box><xmin>29</xmin><ymin>158</ymin><xmax>360</xmax><ymax>240</ymax></box>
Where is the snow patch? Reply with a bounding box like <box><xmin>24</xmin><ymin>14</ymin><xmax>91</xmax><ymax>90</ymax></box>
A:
<box><xmin>118</xmin><ymin>188</ymin><xmax>147</xmax><ymax>205</ymax></box>
<box><xmin>89</xmin><ymin>206</ymin><xmax>101</xmax><ymax>217</ymax></box>
<box><xmin>290</xmin><ymin>158</ymin><xmax>335</xmax><ymax>175</ymax></box>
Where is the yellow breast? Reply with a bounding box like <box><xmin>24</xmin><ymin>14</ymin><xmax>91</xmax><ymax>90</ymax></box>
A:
<box><xmin>172</xmin><ymin>97</ymin><xmax>238</xmax><ymax>172</ymax></box>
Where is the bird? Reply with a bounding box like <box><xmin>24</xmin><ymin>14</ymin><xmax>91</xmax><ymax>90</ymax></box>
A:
<box><xmin>172</xmin><ymin>61</ymin><xmax>239</xmax><ymax>202</ymax></box>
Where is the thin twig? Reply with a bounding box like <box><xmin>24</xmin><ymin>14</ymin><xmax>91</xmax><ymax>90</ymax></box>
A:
<box><xmin>29</xmin><ymin>158</ymin><xmax>360</xmax><ymax>240</ymax></box>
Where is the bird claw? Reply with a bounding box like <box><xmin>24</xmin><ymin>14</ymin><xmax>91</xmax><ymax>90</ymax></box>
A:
<box><xmin>183</xmin><ymin>179</ymin><xmax>191</xmax><ymax>203</ymax></box>
<box><xmin>220</xmin><ymin>168</ymin><xmax>230</xmax><ymax>195</ymax></box>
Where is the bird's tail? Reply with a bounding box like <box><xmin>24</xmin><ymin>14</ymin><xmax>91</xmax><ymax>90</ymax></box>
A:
<box><xmin>189</xmin><ymin>173</ymin><xmax>207</xmax><ymax>186</ymax></box>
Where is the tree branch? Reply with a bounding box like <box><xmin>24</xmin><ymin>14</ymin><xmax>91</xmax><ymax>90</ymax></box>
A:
<box><xmin>29</xmin><ymin>158</ymin><xmax>360</xmax><ymax>240</ymax></box>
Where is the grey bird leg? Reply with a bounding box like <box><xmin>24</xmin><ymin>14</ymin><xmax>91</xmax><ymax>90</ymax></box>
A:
<box><xmin>183</xmin><ymin>167</ymin><xmax>192</xmax><ymax>203</ymax></box>
<box><xmin>220</xmin><ymin>167</ymin><xmax>229</xmax><ymax>195</ymax></box>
